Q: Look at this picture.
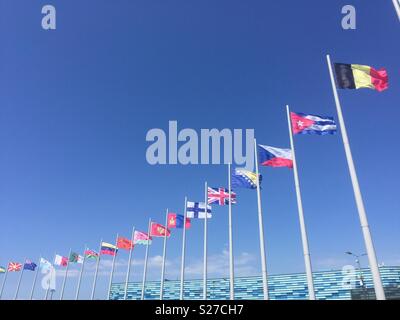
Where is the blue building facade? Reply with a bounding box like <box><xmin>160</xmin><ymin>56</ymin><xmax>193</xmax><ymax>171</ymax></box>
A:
<box><xmin>110</xmin><ymin>266</ymin><xmax>400</xmax><ymax>300</ymax></box>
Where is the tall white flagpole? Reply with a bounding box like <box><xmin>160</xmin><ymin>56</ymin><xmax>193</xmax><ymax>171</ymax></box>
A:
<box><xmin>203</xmin><ymin>181</ymin><xmax>208</xmax><ymax>300</ymax></box>
<box><xmin>228</xmin><ymin>163</ymin><xmax>235</xmax><ymax>300</ymax></box>
<box><xmin>179</xmin><ymin>197</ymin><xmax>188</xmax><ymax>300</ymax></box>
<box><xmin>107</xmin><ymin>233</ymin><xmax>119</xmax><ymax>300</ymax></box>
<box><xmin>123</xmin><ymin>226</ymin><xmax>135</xmax><ymax>300</ymax></box>
<box><xmin>29</xmin><ymin>255</ymin><xmax>41</xmax><ymax>300</ymax></box>
<box><xmin>75</xmin><ymin>245</ymin><xmax>87</xmax><ymax>300</ymax></box>
<box><xmin>326</xmin><ymin>54</ymin><xmax>386</xmax><ymax>300</ymax></box>
<box><xmin>160</xmin><ymin>208</ymin><xmax>169</xmax><ymax>300</ymax></box>
<box><xmin>141</xmin><ymin>218</ymin><xmax>152</xmax><ymax>300</ymax></box>
<box><xmin>286</xmin><ymin>105</ymin><xmax>316</xmax><ymax>300</ymax></box>
<box><xmin>0</xmin><ymin>268</ymin><xmax>9</xmax><ymax>299</ymax></box>
<box><xmin>14</xmin><ymin>258</ymin><xmax>26</xmax><ymax>300</ymax></box>
<box><xmin>60</xmin><ymin>249</ymin><xmax>72</xmax><ymax>300</ymax></box>
<box><xmin>253</xmin><ymin>138</ymin><xmax>269</xmax><ymax>300</ymax></box>
<box><xmin>393</xmin><ymin>0</ymin><xmax>400</xmax><ymax>21</ymax></box>
<box><xmin>90</xmin><ymin>239</ymin><xmax>102</xmax><ymax>300</ymax></box>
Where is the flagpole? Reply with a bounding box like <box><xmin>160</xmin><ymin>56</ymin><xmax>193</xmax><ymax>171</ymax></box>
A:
<box><xmin>45</xmin><ymin>253</ymin><xmax>56</xmax><ymax>300</ymax></box>
<box><xmin>107</xmin><ymin>233</ymin><xmax>119</xmax><ymax>300</ymax></box>
<box><xmin>286</xmin><ymin>105</ymin><xmax>316</xmax><ymax>300</ymax></box>
<box><xmin>160</xmin><ymin>208</ymin><xmax>169</xmax><ymax>300</ymax></box>
<box><xmin>29</xmin><ymin>255</ymin><xmax>40</xmax><ymax>300</ymax></box>
<box><xmin>123</xmin><ymin>226</ymin><xmax>135</xmax><ymax>300</ymax></box>
<box><xmin>90</xmin><ymin>239</ymin><xmax>102</xmax><ymax>300</ymax></box>
<box><xmin>180</xmin><ymin>197</ymin><xmax>188</xmax><ymax>300</ymax></box>
<box><xmin>141</xmin><ymin>218</ymin><xmax>151</xmax><ymax>300</ymax></box>
<box><xmin>228</xmin><ymin>163</ymin><xmax>235</xmax><ymax>300</ymax></box>
<box><xmin>14</xmin><ymin>258</ymin><xmax>26</xmax><ymax>300</ymax></box>
<box><xmin>60</xmin><ymin>249</ymin><xmax>72</xmax><ymax>300</ymax></box>
<box><xmin>326</xmin><ymin>54</ymin><xmax>386</xmax><ymax>300</ymax></box>
<box><xmin>75</xmin><ymin>244</ymin><xmax>87</xmax><ymax>300</ymax></box>
<box><xmin>0</xmin><ymin>267</ymin><xmax>8</xmax><ymax>299</ymax></box>
<box><xmin>253</xmin><ymin>138</ymin><xmax>269</xmax><ymax>300</ymax></box>
<box><xmin>203</xmin><ymin>181</ymin><xmax>208</xmax><ymax>300</ymax></box>
<box><xmin>393</xmin><ymin>0</ymin><xmax>400</xmax><ymax>21</ymax></box>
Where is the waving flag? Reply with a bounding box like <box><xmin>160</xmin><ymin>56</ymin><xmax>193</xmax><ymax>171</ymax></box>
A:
<box><xmin>8</xmin><ymin>262</ymin><xmax>22</xmax><ymax>272</ymax></box>
<box><xmin>39</xmin><ymin>258</ymin><xmax>52</xmax><ymax>271</ymax></box>
<box><xmin>133</xmin><ymin>231</ymin><xmax>152</xmax><ymax>245</ymax></box>
<box><xmin>167</xmin><ymin>213</ymin><xmax>191</xmax><ymax>229</ymax></box>
<box><xmin>117</xmin><ymin>237</ymin><xmax>134</xmax><ymax>250</ymax></box>
<box><xmin>150</xmin><ymin>222</ymin><xmax>171</xmax><ymax>237</ymax></box>
<box><xmin>334</xmin><ymin>63</ymin><xmax>388</xmax><ymax>92</ymax></box>
<box><xmin>290</xmin><ymin>112</ymin><xmax>337</xmax><ymax>135</ymax></box>
<box><xmin>258</xmin><ymin>145</ymin><xmax>293</xmax><ymax>168</ymax></box>
<box><xmin>231</xmin><ymin>168</ymin><xmax>262</xmax><ymax>189</ymax></box>
<box><xmin>101</xmin><ymin>242</ymin><xmax>118</xmax><ymax>256</ymax></box>
<box><xmin>0</xmin><ymin>266</ymin><xmax>6</xmax><ymax>273</ymax></box>
<box><xmin>54</xmin><ymin>255</ymin><xmax>68</xmax><ymax>266</ymax></box>
<box><xmin>84</xmin><ymin>250</ymin><xmax>99</xmax><ymax>260</ymax></box>
<box><xmin>186</xmin><ymin>201</ymin><xmax>212</xmax><ymax>219</ymax></box>
<box><xmin>23</xmin><ymin>260</ymin><xmax>37</xmax><ymax>271</ymax></box>
<box><xmin>208</xmin><ymin>187</ymin><xmax>236</xmax><ymax>205</ymax></box>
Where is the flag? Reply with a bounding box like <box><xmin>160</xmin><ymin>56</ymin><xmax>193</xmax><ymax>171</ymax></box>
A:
<box><xmin>8</xmin><ymin>262</ymin><xmax>22</xmax><ymax>272</ymax></box>
<box><xmin>167</xmin><ymin>213</ymin><xmax>191</xmax><ymax>229</ymax></box>
<box><xmin>39</xmin><ymin>258</ymin><xmax>52</xmax><ymax>271</ymax></box>
<box><xmin>231</xmin><ymin>168</ymin><xmax>262</xmax><ymax>189</ymax></box>
<box><xmin>133</xmin><ymin>231</ymin><xmax>152</xmax><ymax>245</ymax></box>
<box><xmin>23</xmin><ymin>260</ymin><xmax>37</xmax><ymax>271</ymax></box>
<box><xmin>334</xmin><ymin>63</ymin><xmax>388</xmax><ymax>92</ymax></box>
<box><xmin>0</xmin><ymin>266</ymin><xmax>6</xmax><ymax>273</ymax></box>
<box><xmin>290</xmin><ymin>112</ymin><xmax>337</xmax><ymax>135</ymax></box>
<box><xmin>84</xmin><ymin>250</ymin><xmax>99</xmax><ymax>260</ymax></box>
<box><xmin>69</xmin><ymin>252</ymin><xmax>81</xmax><ymax>263</ymax></box>
<box><xmin>101</xmin><ymin>242</ymin><xmax>118</xmax><ymax>256</ymax></box>
<box><xmin>186</xmin><ymin>201</ymin><xmax>212</xmax><ymax>219</ymax></box>
<box><xmin>258</xmin><ymin>145</ymin><xmax>293</xmax><ymax>168</ymax></box>
<box><xmin>150</xmin><ymin>222</ymin><xmax>171</xmax><ymax>237</ymax></box>
<box><xmin>117</xmin><ymin>237</ymin><xmax>134</xmax><ymax>250</ymax></box>
<box><xmin>208</xmin><ymin>187</ymin><xmax>237</xmax><ymax>205</ymax></box>
<box><xmin>54</xmin><ymin>255</ymin><xmax>68</xmax><ymax>267</ymax></box>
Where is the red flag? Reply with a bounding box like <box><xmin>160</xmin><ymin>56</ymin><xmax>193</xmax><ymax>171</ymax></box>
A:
<box><xmin>8</xmin><ymin>262</ymin><xmax>22</xmax><ymax>272</ymax></box>
<box><xmin>117</xmin><ymin>237</ymin><xmax>134</xmax><ymax>250</ymax></box>
<box><xmin>150</xmin><ymin>222</ymin><xmax>171</xmax><ymax>237</ymax></box>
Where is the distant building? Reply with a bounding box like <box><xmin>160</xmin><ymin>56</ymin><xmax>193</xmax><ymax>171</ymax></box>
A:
<box><xmin>110</xmin><ymin>266</ymin><xmax>400</xmax><ymax>300</ymax></box>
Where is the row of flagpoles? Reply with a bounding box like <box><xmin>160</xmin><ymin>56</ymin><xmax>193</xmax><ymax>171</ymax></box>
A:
<box><xmin>0</xmin><ymin>55</ymin><xmax>390</xmax><ymax>300</ymax></box>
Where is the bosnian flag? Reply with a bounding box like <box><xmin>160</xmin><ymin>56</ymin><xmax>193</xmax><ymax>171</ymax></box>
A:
<box><xmin>258</xmin><ymin>145</ymin><xmax>293</xmax><ymax>168</ymax></box>
<box><xmin>290</xmin><ymin>112</ymin><xmax>337</xmax><ymax>135</ymax></box>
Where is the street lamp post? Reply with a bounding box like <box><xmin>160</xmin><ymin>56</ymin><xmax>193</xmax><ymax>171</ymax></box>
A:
<box><xmin>345</xmin><ymin>251</ymin><xmax>367</xmax><ymax>292</ymax></box>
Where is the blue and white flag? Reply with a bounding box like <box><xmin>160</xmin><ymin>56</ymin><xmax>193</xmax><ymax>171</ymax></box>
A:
<box><xmin>231</xmin><ymin>168</ymin><xmax>262</xmax><ymax>189</ymax></box>
<box><xmin>186</xmin><ymin>201</ymin><xmax>212</xmax><ymax>219</ymax></box>
<box><xmin>290</xmin><ymin>112</ymin><xmax>337</xmax><ymax>135</ymax></box>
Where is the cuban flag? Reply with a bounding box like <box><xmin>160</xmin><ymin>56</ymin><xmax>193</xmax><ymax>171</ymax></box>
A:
<box><xmin>290</xmin><ymin>112</ymin><xmax>337</xmax><ymax>135</ymax></box>
<box><xmin>258</xmin><ymin>145</ymin><xmax>293</xmax><ymax>168</ymax></box>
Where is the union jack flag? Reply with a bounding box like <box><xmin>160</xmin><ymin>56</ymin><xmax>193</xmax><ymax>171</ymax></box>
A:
<box><xmin>207</xmin><ymin>187</ymin><xmax>237</xmax><ymax>206</ymax></box>
<box><xmin>8</xmin><ymin>262</ymin><xmax>22</xmax><ymax>272</ymax></box>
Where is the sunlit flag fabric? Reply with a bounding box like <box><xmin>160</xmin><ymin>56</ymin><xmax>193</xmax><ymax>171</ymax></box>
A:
<box><xmin>23</xmin><ymin>260</ymin><xmax>37</xmax><ymax>271</ymax></box>
<box><xmin>117</xmin><ymin>237</ymin><xmax>134</xmax><ymax>250</ymax></box>
<box><xmin>39</xmin><ymin>258</ymin><xmax>52</xmax><ymax>271</ymax></box>
<box><xmin>334</xmin><ymin>63</ymin><xmax>388</xmax><ymax>92</ymax></box>
<box><xmin>54</xmin><ymin>255</ymin><xmax>68</xmax><ymax>266</ymax></box>
<box><xmin>231</xmin><ymin>168</ymin><xmax>262</xmax><ymax>189</ymax></box>
<box><xmin>100</xmin><ymin>242</ymin><xmax>118</xmax><ymax>256</ymax></box>
<box><xmin>133</xmin><ymin>231</ymin><xmax>152</xmax><ymax>245</ymax></box>
<box><xmin>167</xmin><ymin>213</ymin><xmax>191</xmax><ymax>229</ymax></box>
<box><xmin>186</xmin><ymin>201</ymin><xmax>212</xmax><ymax>219</ymax></box>
<box><xmin>8</xmin><ymin>262</ymin><xmax>22</xmax><ymax>272</ymax></box>
<box><xmin>207</xmin><ymin>187</ymin><xmax>237</xmax><ymax>205</ymax></box>
<box><xmin>0</xmin><ymin>266</ymin><xmax>6</xmax><ymax>273</ymax></box>
<box><xmin>258</xmin><ymin>145</ymin><xmax>293</xmax><ymax>168</ymax></box>
<box><xmin>84</xmin><ymin>250</ymin><xmax>99</xmax><ymax>260</ymax></box>
<box><xmin>290</xmin><ymin>112</ymin><xmax>337</xmax><ymax>135</ymax></box>
<box><xmin>150</xmin><ymin>222</ymin><xmax>171</xmax><ymax>237</ymax></box>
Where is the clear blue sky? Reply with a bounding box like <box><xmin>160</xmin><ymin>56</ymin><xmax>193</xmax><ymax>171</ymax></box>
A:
<box><xmin>0</xmin><ymin>0</ymin><xmax>399</xmax><ymax>299</ymax></box>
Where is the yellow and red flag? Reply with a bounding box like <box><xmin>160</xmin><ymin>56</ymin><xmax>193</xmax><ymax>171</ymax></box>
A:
<box><xmin>150</xmin><ymin>222</ymin><xmax>171</xmax><ymax>237</ymax></box>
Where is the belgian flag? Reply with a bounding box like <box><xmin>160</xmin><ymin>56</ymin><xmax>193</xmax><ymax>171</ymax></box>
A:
<box><xmin>334</xmin><ymin>63</ymin><xmax>388</xmax><ymax>92</ymax></box>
